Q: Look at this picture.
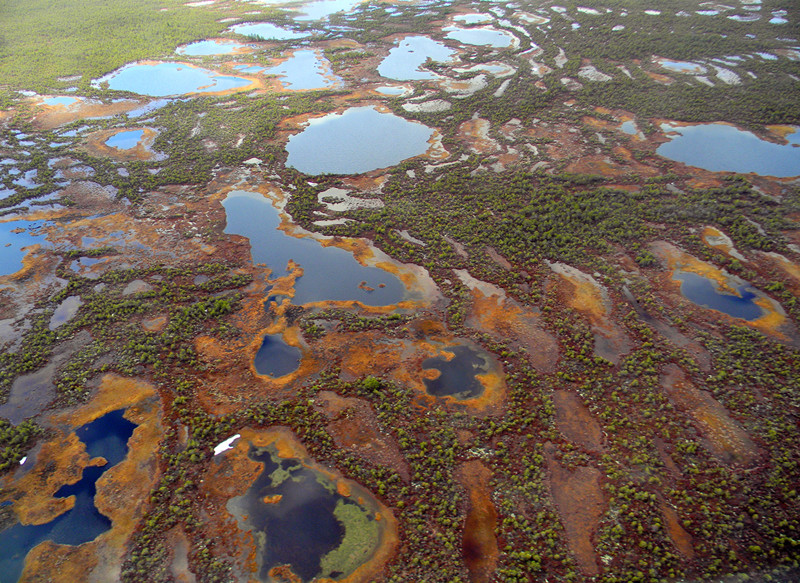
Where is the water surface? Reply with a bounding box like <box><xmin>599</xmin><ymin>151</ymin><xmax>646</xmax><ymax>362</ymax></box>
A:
<box><xmin>222</xmin><ymin>190</ymin><xmax>405</xmax><ymax>305</ymax></box>
<box><xmin>657</xmin><ymin>123</ymin><xmax>800</xmax><ymax>177</ymax></box>
<box><xmin>0</xmin><ymin>219</ymin><xmax>48</xmax><ymax>277</ymax></box>
<box><xmin>230</xmin><ymin>21</ymin><xmax>310</xmax><ymax>40</ymax></box>
<box><xmin>422</xmin><ymin>345</ymin><xmax>490</xmax><ymax>400</ymax></box>
<box><xmin>94</xmin><ymin>62</ymin><xmax>253</xmax><ymax>97</ymax></box>
<box><xmin>254</xmin><ymin>334</ymin><xmax>301</xmax><ymax>377</ymax></box>
<box><xmin>285</xmin><ymin>106</ymin><xmax>433</xmax><ymax>174</ymax></box>
<box><xmin>673</xmin><ymin>270</ymin><xmax>764</xmax><ymax>320</ymax></box>
<box><xmin>444</xmin><ymin>26</ymin><xmax>518</xmax><ymax>48</ymax></box>
<box><xmin>377</xmin><ymin>36</ymin><xmax>457</xmax><ymax>81</ymax></box>
<box><xmin>105</xmin><ymin>129</ymin><xmax>145</xmax><ymax>150</ymax></box>
<box><xmin>263</xmin><ymin>49</ymin><xmax>341</xmax><ymax>90</ymax></box>
<box><xmin>176</xmin><ymin>39</ymin><xmax>252</xmax><ymax>56</ymax></box>
<box><xmin>0</xmin><ymin>410</ymin><xmax>136</xmax><ymax>583</ymax></box>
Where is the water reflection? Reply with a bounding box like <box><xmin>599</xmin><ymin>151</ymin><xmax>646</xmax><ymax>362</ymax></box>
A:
<box><xmin>93</xmin><ymin>62</ymin><xmax>254</xmax><ymax>97</ymax></box>
<box><xmin>422</xmin><ymin>344</ymin><xmax>490</xmax><ymax>400</ymax></box>
<box><xmin>254</xmin><ymin>334</ymin><xmax>301</xmax><ymax>377</ymax></box>
<box><xmin>377</xmin><ymin>36</ymin><xmax>457</xmax><ymax>81</ymax></box>
<box><xmin>673</xmin><ymin>270</ymin><xmax>764</xmax><ymax>320</ymax></box>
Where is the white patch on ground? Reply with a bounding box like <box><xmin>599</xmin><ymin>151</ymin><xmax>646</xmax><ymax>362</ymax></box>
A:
<box><xmin>529</xmin><ymin>61</ymin><xmax>553</xmax><ymax>77</ymax></box>
<box><xmin>554</xmin><ymin>48</ymin><xmax>568</xmax><ymax>68</ymax></box>
<box><xmin>695</xmin><ymin>76</ymin><xmax>715</xmax><ymax>86</ymax></box>
<box><xmin>577</xmin><ymin>7</ymin><xmax>601</xmax><ymax>15</ymax></box>
<box><xmin>551</xmin><ymin>6</ymin><xmax>567</xmax><ymax>13</ymax></box>
<box><xmin>313</xmin><ymin>218</ymin><xmax>353</xmax><ymax>227</ymax></box>
<box><xmin>578</xmin><ymin>65</ymin><xmax>612</xmax><ymax>82</ymax></box>
<box><xmin>494</xmin><ymin>79</ymin><xmax>512</xmax><ymax>97</ymax></box>
<box><xmin>612</xmin><ymin>25</ymin><xmax>625</xmax><ymax>31</ymax></box>
<box><xmin>213</xmin><ymin>434</ymin><xmax>240</xmax><ymax>456</ymax></box>
<box><xmin>560</xmin><ymin>77</ymin><xmax>583</xmax><ymax>91</ymax></box>
<box><xmin>443</xmin><ymin>74</ymin><xmax>488</xmax><ymax>97</ymax></box>
<box><xmin>712</xmin><ymin>65</ymin><xmax>741</xmax><ymax>84</ymax></box>
<box><xmin>454</xmin><ymin>269</ymin><xmax>507</xmax><ymax>299</ymax></box>
<box><xmin>453</xmin><ymin>62</ymin><xmax>516</xmax><ymax>77</ymax></box>
<box><xmin>318</xmin><ymin>187</ymin><xmax>384</xmax><ymax>212</ymax></box>
<box><xmin>645</xmin><ymin>9</ymin><xmax>661</xmax><ymax>15</ymax></box>
<box><xmin>402</xmin><ymin>99</ymin><xmax>452</xmax><ymax>113</ymax></box>
<box><xmin>397</xmin><ymin>230</ymin><xmax>426</xmax><ymax>246</ymax></box>
<box><xmin>617</xmin><ymin>65</ymin><xmax>633</xmax><ymax>78</ymax></box>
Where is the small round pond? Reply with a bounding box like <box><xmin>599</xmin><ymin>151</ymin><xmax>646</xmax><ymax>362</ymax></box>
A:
<box><xmin>422</xmin><ymin>344</ymin><xmax>491</xmax><ymax>400</ymax></box>
<box><xmin>657</xmin><ymin>123</ymin><xmax>800</xmax><ymax>177</ymax></box>
<box><xmin>104</xmin><ymin>129</ymin><xmax>145</xmax><ymax>150</ymax></box>
<box><xmin>254</xmin><ymin>334</ymin><xmax>301</xmax><ymax>377</ymax></box>
<box><xmin>285</xmin><ymin>106</ymin><xmax>434</xmax><ymax>175</ymax></box>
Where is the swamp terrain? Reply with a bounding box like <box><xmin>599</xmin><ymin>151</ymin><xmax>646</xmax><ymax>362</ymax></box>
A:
<box><xmin>0</xmin><ymin>0</ymin><xmax>799</xmax><ymax>581</ymax></box>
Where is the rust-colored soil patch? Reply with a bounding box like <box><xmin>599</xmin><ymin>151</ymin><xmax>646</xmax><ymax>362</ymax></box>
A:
<box><xmin>83</xmin><ymin>127</ymin><xmax>160</xmax><ymax>161</ymax></box>
<box><xmin>552</xmin><ymin>390</ymin><xmax>603</xmax><ymax>452</ymax></box>
<box><xmin>661</xmin><ymin>364</ymin><xmax>758</xmax><ymax>465</ymax></box>
<box><xmin>660</xmin><ymin>501</ymin><xmax>695</xmax><ymax>559</ymax></box>
<box><xmin>457</xmin><ymin>460</ymin><xmax>499</xmax><ymax>583</ymax></box>
<box><xmin>545</xmin><ymin>445</ymin><xmax>604</xmax><ymax>576</ymax></box>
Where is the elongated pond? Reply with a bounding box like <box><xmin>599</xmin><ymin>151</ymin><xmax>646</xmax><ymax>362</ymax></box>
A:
<box><xmin>222</xmin><ymin>190</ymin><xmax>405</xmax><ymax>305</ymax></box>
<box><xmin>285</xmin><ymin>106</ymin><xmax>434</xmax><ymax>174</ymax></box>
<box><xmin>673</xmin><ymin>270</ymin><xmax>764</xmax><ymax>320</ymax></box>
<box><xmin>0</xmin><ymin>409</ymin><xmax>136</xmax><ymax>583</ymax></box>
<box><xmin>93</xmin><ymin>62</ymin><xmax>254</xmax><ymax>97</ymax></box>
<box><xmin>657</xmin><ymin>123</ymin><xmax>800</xmax><ymax>177</ymax></box>
<box><xmin>227</xmin><ymin>444</ymin><xmax>384</xmax><ymax>582</ymax></box>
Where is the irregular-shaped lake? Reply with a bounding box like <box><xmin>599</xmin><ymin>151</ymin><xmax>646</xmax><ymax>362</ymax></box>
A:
<box><xmin>285</xmin><ymin>106</ymin><xmax>434</xmax><ymax>174</ymax></box>
<box><xmin>104</xmin><ymin>129</ymin><xmax>145</xmax><ymax>150</ymax></box>
<box><xmin>229</xmin><ymin>21</ymin><xmax>311</xmax><ymax>40</ymax></box>
<box><xmin>263</xmin><ymin>49</ymin><xmax>341</xmax><ymax>90</ymax></box>
<box><xmin>444</xmin><ymin>26</ymin><xmax>518</xmax><ymax>48</ymax></box>
<box><xmin>0</xmin><ymin>219</ymin><xmax>49</xmax><ymax>278</ymax></box>
<box><xmin>378</xmin><ymin>36</ymin><xmax>457</xmax><ymax>81</ymax></box>
<box><xmin>93</xmin><ymin>62</ymin><xmax>254</xmax><ymax>97</ymax></box>
<box><xmin>0</xmin><ymin>409</ymin><xmax>136</xmax><ymax>583</ymax></box>
<box><xmin>657</xmin><ymin>123</ymin><xmax>800</xmax><ymax>177</ymax></box>
<box><xmin>222</xmin><ymin>190</ymin><xmax>405</xmax><ymax>305</ymax></box>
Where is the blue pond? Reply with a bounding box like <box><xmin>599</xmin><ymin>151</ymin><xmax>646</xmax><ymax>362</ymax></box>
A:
<box><xmin>422</xmin><ymin>345</ymin><xmax>489</xmax><ymax>400</ymax></box>
<box><xmin>263</xmin><ymin>49</ymin><xmax>341</xmax><ymax>90</ymax></box>
<box><xmin>105</xmin><ymin>129</ymin><xmax>144</xmax><ymax>150</ymax></box>
<box><xmin>176</xmin><ymin>39</ymin><xmax>252</xmax><ymax>56</ymax></box>
<box><xmin>285</xmin><ymin>106</ymin><xmax>433</xmax><ymax>174</ymax></box>
<box><xmin>673</xmin><ymin>270</ymin><xmax>764</xmax><ymax>320</ymax></box>
<box><xmin>377</xmin><ymin>36</ymin><xmax>457</xmax><ymax>81</ymax></box>
<box><xmin>43</xmin><ymin>96</ymin><xmax>80</xmax><ymax>107</ymax></box>
<box><xmin>657</xmin><ymin>123</ymin><xmax>800</xmax><ymax>177</ymax></box>
<box><xmin>0</xmin><ymin>410</ymin><xmax>136</xmax><ymax>583</ymax></box>
<box><xmin>228</xmin><ymin>445</ymin><xmax>381</xmax><ymax>582</ymax></box>
<box><xmin>222</xmin><ymin>190</ymin><xmax>405</xmax><ymax>305</ymax></box>
<box><xmin>254</xmin><ymin>334</ymin><xmax>301</xmax><ymax>377</ymax></box>
<box><xmin>443</xmin><ymin>26</ymin><xmax>517</xmax><ymax>48</ymax></box>
<box><xmin>0</xmin><ymin>219</ymin><xmax>49</xmax><ymax>278</ymax></box>
<box><xmin>94</xmin><ymin>62</ymin><xmax>253</xmax><ymax>97</ymax></box>
<box><xmin>230</xmin><ymin>22</ymin><xmax>310</xmax><ymax>40</ymax></box>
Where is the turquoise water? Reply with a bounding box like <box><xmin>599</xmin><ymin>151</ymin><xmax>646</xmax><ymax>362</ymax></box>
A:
<box><xmin>377</xmin><ymin>36</ymin><xmax>457</xmax><ymax>81</ymax></box>
<box><xmin>444</xmin><ymin>26</ymin><xmax>517</xmax><ymax>48</ymax></box>
<box><xmin>657</xmin><ymin>123</ymin><xmax>800</xmax><ymax>177</ymax></box>
<box><xmin>254</xmin><ymin>334</ymin><xmax>301</xmax><ymax>377</ymax></box>
<box><xmin>222</xmin><ymin>190</ymin><xmax>405</xmax><ymax>305</ymax></box>
<box><xmin>230</xmin><ymin>22</ymin><xmax>310</xmax><ymax>40</ymax></box>
<box><xmin>176</xmin><ymin>39</ymin><xmax>252</xmax><ymax>56</ymax></box>
<box><xmin>235</xmin><ymin>65</ymin><xmax>268</xmax><ymax>74</ymax></box>
<box><xmin>94</xmin><ymin>62</ymin><xmax>253</xmax><ymax>97</ymax></box>
<box><xmin>620</xmin><ymin>120</ymin><xmax>638</xmax><ymax>135</ymax></box>
<box><xmin>105</xmin><ymin>129</ymin><xmax>145</xmax><ymax>150</ymax></box>
<box><xmin>422</xmin><ymin>345</ymin><xmax>489</xmax><ymax>400</ymax></box>
<box><xmin>263</xmin><ymin>49</ymin><xmax>341</xmax><ymax>90</ymax></box>
<box><xmin>658</xmin><ymin>59</ymin><xmax>705</xmax><ymax>73</ymax></box>
<box><xmin>453</xmin><ymin>13</ymin><xmax>493</xmax><ymax>24</ymax></box>
<box><xmin>285</xmin><ymin>106</ymin><xmax>433</xmax><ymax>174</ymax></box>
<box><xmin>673</xmin><ymin>270</ymin><xmax>764</xmax><ymax>320</ymax></box>
<box><xmin>43</xmin><ymin>96</ymin><xmax>80</xmax><ymax>107</ymax></box>
<box><xmin>0</xmin><ymin>410</ymin><xmax>136</xmax><ymax>583</ymax></box>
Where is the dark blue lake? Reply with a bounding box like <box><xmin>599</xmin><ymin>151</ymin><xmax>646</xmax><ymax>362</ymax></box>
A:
<box><xmin>222</xmin><ymin>190</ymin><xmax>405</xmax><ymax>305</ymax></box>
<box><xmin>254</xmin><ymin>334</ymin><xmax>301</xmax><ymax>377</ymax></box>
<box><xmin>422</xmin><ymin>345</ymin><xmax>489</xmax><ymax>400</ymax></box>
<box><xmin>674</xmin><ymin>270</ymin><xmax>764</xmax><ymax>320</ymax></box>
<box><xmin>0</xmin><ymin>409</ymin><xmax>136</xmax><ymax>583</ymax></box>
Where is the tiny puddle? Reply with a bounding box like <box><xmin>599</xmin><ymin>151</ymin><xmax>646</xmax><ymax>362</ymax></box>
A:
<box><xmin>104</xmin><ymin>129</ymin><xmax>145</xmax><ymax>150</ymax></box>
<box><xmin>49</xmin><ymin>296</ymin><xmax>83</xmax><ymax>330</ymax></box>
<box><xmin>657</xmin><ymin>123</ymin><xmax>800</xmax><ymax>177</ymax></box>
<box><xmin>263</xmin><ymin>49</ymin><xmax>341</xmax><ymax>90</ymax></box>
<box><xmin>254</xmin><ymin>333</ymin><xmax>301</xmax><ymax>377</ymax></box>
<box><xmin>444</xmin><ymin>26</ymin><xmax>518</xmax><ymax>48</ymax></box>
<box><xmin>227</xmin><ymin>443</ymin><xmax>385</xmax><ymax>582</ymax></box>
<box><xmin>222</xmin><ymin>190</ymin><xmax>405</xmax><ymax>305</ymax></box>
<box><xmin>0</xmin><ymin>410</ymin><xmax>136</xmax><ymax>583</ymax></box>
<box><xmin>93</xmin><ymin>62</ymin><xmax>255</xmax><ymax>97</ymax></box>
<box><xmin>285</xmin><ymin>106</ymin><xmax>434</xmax><ymax>174</ymax></box>
<box><xmin>673</xmin><ymin>270</ymin><xmax>764</xmax><ymax>320</ymax></box>
<box><xmin>176</xmin><ymin>39</ymin><xmax>254</xmax><ymax>56</ymax></box>
<box><xmin>421</xmin><ymin>344</ymin><xmax>490</xmax><ymax>400</ymax></box>
<box><xmin>377</xmin><ymin>36</ymin><xmax>457</xmax><ymax>81</ymax></box>
<box><xmin>229</xmin><ymin>21</ymin><xmax>311</xmax><ymax>40</ymax></box>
